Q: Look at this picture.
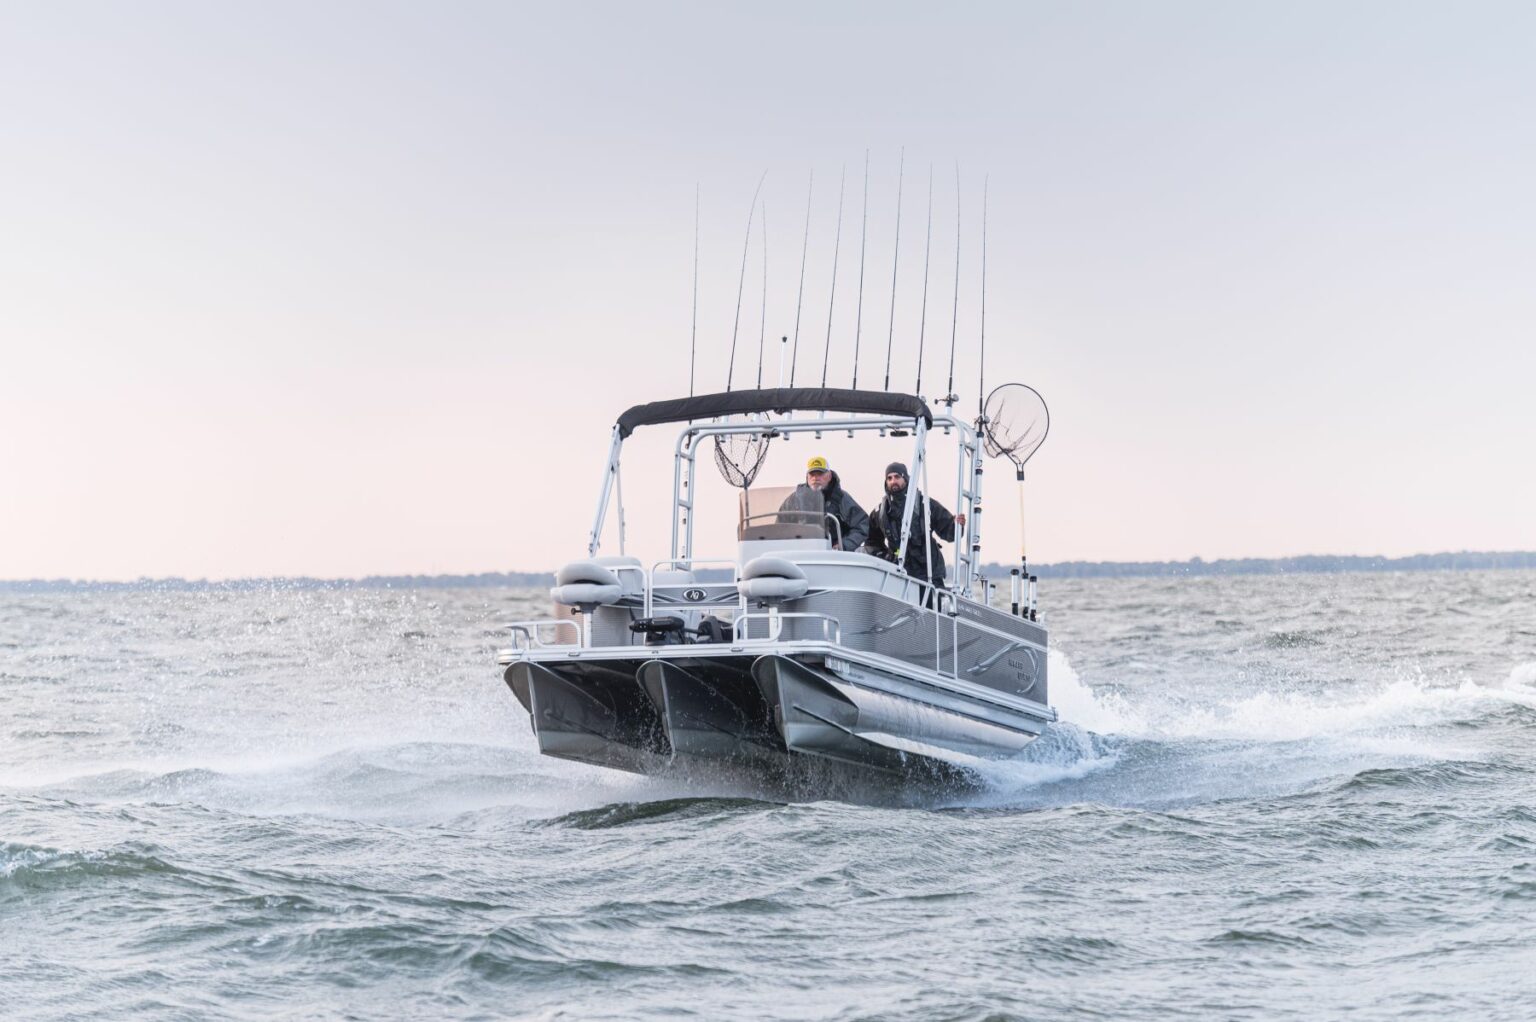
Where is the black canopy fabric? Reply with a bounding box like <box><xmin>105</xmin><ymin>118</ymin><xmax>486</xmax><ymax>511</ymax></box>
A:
<box><xmin>616</xmin><ymin>388</ymin><xmax>932</xmax><ymax>438</ymax></box>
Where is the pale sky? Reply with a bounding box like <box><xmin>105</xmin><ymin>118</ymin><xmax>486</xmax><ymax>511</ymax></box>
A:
<box><xmin>2</xmin><ymin>1</ymin><xmax>1533</xmax><ymax>580</ymax></box>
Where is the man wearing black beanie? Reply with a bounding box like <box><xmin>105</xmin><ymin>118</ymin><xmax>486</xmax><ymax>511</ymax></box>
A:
<box><xmin>864</xmin><ymin>462</ymin><xmax>966</xmax><ymax>590</ymax></box>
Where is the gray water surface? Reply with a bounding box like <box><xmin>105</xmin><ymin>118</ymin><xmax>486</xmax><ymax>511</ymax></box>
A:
<box><xmin>3</xmin><ymin>572</ymin><xmax>1534</xmax><ymax>1020</ymax></box>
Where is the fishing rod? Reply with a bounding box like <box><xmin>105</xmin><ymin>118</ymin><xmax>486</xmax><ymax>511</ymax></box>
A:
<box><xmin>725</xmin><ymin>171</ymin><xmax>767</xmax><ymax>392</ymax></box>
<box><xmin>756</xmin><ymin>198</ymin><xmax>767</xmax><ymax>388</ymax></box>
<box><xmin>820</xmin><ymin>164</ymin><xmax>846</xmax><ymax>389</ymax></box>
<box><xmin>978</xmin><ymin>175</ymin><xmax>988</xmax><ymax>416</ymax></box>
<box><xmin>882</xmin><ymin>148</ymin><xmax>905</xmax><ymax>391</ymax></box>
<box><xmin>789</xmin><ymin>170</ymin><xmax>812</xmax><ymax>388</ymax></box>
<box><xmin>689</xmin><ymin>183</ymin><xmax>699</xmax><ymax>397</ymax></box>
<box><xmin>851</xmin><ymin>149</ymin><xmax>869</xmax><ymax>389</ymax></box>
<box><xmin>945</xmin><ymin>163</ymin><xmax>961</xmax><ymax>408</ymax></box>
<box><xmin>915</xmin><ymin>164</ymin><xmax>933</xmax><ymax>397</ymax></box>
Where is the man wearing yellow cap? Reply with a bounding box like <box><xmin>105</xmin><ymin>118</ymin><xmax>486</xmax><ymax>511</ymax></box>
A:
<box><xmin>779</xmin><ymin>455</ymin><xmax>869</xmax><ymax>551</ymax></box>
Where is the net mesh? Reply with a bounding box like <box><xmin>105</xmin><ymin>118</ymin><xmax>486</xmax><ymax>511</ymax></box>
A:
<box><xmin>712</xmin><ymin>431</ymin><xmax>771</xmax><ymax>489</ymax></box>
<box><xmin>982</xmin><ymin>383</ymin><xmax>1050</xmax><ymax>468</ymax></box>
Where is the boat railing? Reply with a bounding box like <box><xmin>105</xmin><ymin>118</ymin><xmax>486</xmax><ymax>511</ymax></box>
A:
<box><xmin>503</xmin><ymin>619</ymin><xmax>582</xmax><ymax>652</ymax></box>
<box><xmin>932</xmin><ymin>586</ymin><xmax>960</xmax><ymax>677</ymax></box>
<box><xmin>731</xmin><ymin>611</ymin><xmax>841</xmax><ymax>645</ymax></box>
<box><xmin>607</xmin><ymin>562</ymin><xmax>649</xmax><ymax>592</ymax></box>
<box><xmin>508</xmin><ymin>562</ymin><xmax>984</xmax><ymax>672</ymax></box>
<box><xmin>644</xmin><ymin>557</ymin><xmax>739</xmax><ymax>617</ymax></box>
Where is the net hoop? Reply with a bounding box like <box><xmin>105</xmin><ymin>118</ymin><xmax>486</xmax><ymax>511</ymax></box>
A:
<box><xmin>982</xmin><ymin>382</ymin><xmax>1050</xmax><ymax>470</ymax></box>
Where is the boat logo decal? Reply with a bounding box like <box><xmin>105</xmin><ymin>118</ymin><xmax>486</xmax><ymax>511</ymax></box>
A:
<box><xmin>682</xmin><ymin>587</ymin><xmax>708</xmax><ymax>602</ymax></box>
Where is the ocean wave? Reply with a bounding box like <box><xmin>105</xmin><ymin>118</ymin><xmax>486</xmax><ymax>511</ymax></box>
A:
<box><xmin>549</xmin><ymin>797</ymin><xmax>779</xmax><ymax>830</ymax></box>
<box><xmin>1043</xmin><ymin>650</ymin><xmax>1139</xmax><ymax>735</ymax></box>
<box><xmin>966</xmin><ymin>722</ymin><xmax>1121</xmax><ymax>793</ymax></box>
<box><xmin>1205</xmin><ymin>928</ymin><xmax>1317</xmax><ymax>948</ymax></box>
<box><xmin>1337</xmin><ymin>759</ymin><xmax>1518</xmax><ymax>792</ymax></box>
<box><xmin>1263</xmin><ymin>629</ymin><xmax>1326</xmax><ymax>649</ymax></box>
<box><xmin>1055</xmin><ymin>655</ymin><xmax>1536</xmax><ymax>745</ymax></box>
<box><xmin>21</xmin><ymin>742</ymin><xmax>624</xmax><ymax>824</ymax></box>
<box><xmin>1507</xmin><ymin>661</ymin><xmax>1536</xmax><ymax>688</ymax></box>
<box><xmin>0</xmin><ymin>841</ymin><xmax>190</xmax><ymax>891</ymax></box>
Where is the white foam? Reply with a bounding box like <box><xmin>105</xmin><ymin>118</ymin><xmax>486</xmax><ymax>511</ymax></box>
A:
<box><xmin>1051</xmin><ymin>650</ymin><xmax>1536</xmax><ymax>745</ymax></box>
<box><xmin>967</xmin><ymin>722</ymin><xmax>1120</xmax><ymax>790</ymax></box>
<box><xmin>1504</xmin><ymin>661</ymin><xmax>1536</xmax><ymax>689</ymax></box>
<box><xmin>1045</xmin><ymin>649</ymin><xmax>1138</xmax><ymax>734</ymax></box>
<box><xmin>1166</xmin><ymin>671</ymin><xmax>1534</xmax><ymax>744</ymax></box>
<box><xmin>0</xmin><ymin>844</ymin><xmax>56</xmax><ymax>878</ymax></box>
<box><xmin>998</xmin><ymin>652</ymin><xmax>1536</xmax><ymax>808</ymax></box>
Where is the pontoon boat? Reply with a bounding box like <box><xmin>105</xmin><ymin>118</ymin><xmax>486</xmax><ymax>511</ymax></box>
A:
<box><xmin>497</xmin><ymin>386</ymin><xmax>1052</xmax><ymax>785</ymax></box>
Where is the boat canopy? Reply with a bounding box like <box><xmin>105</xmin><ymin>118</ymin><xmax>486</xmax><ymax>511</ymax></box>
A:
<box><xmin>616</xmin><ymin>387</ymin><xmax>932</xmax><ymax>439</ymax></box>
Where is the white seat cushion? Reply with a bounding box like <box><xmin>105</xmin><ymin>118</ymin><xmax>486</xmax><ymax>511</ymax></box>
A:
<box><xmin>554</xmin><ymin>560</ymin><xmax>622</xmax><ymax>587</ymax></box>
<box><xmin>741</xmin><ymin>576</ymin><xmax>809</xmax><ymax>602</ymax></box>
<box><xmin>550</xmin><ymin>582</ymin><xmax>623</xmax><ymax>607</ymax></box>
<box><xmin>741</xmin><ymin>556</ymin><xmax>808</xmax><ymax>582</ymax></box>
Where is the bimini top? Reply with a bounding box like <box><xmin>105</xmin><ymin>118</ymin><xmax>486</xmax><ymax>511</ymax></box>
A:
<box><xmin>617</xmin><ymin>387</ymin><xmax>932</xmax><ymax>439</ymax></box>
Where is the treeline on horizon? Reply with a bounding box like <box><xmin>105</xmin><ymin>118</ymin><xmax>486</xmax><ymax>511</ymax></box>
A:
<box><xmin>1006</xmin><ymin>550</ymin><xmax>1536</xmax><ymax>578</ymax></box>
<box><xmin>5</xmin><ymin>550</ymin><xmax>1534</xmax><ymax>592</ymax></box>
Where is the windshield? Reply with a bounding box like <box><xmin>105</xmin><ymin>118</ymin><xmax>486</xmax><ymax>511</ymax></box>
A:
<box><xmin>738</xmin><ymin>485</ymin><xmax>833</xmax><ymax>543</ymax></box>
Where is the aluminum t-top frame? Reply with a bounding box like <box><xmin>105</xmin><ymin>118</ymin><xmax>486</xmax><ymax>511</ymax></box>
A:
<box><xmin>584</xmin><ymin>408</ymin><xmax>988</xmax><ymax>595</ymax></box>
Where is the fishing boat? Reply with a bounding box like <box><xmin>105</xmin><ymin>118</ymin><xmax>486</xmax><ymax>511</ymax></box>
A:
<box><xmin>496</xmin><ymin>382</ymin><xmax>1053</xmax><ymax>785</ymax></box>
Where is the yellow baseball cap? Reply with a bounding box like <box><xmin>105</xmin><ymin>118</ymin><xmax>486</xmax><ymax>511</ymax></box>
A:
<box><xmin>806</xmin><ymin>456</ymin><xmax>829</xmax><ymax>473</ymax></box>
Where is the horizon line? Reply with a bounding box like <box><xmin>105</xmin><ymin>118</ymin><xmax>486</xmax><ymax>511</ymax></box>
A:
<box><xmin>3</xmin><ymin>549</ymin><xmax>1534</xmax><ymax>590</ymax></box>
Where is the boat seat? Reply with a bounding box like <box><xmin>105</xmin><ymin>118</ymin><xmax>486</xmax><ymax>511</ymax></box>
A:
<box><xmin>593</xmin><ymin>555</ymin><xmax>646</xmax><ymax>593</ymax></box>
<box><xmin>550</xmin><ymin>560</ymin><xmax>624</xmax><ymax>608</ymax></box>
<box><xmin>740</xmin><ymin>556</ymin><xmax>809</xmax><ymax>603</ymax></box>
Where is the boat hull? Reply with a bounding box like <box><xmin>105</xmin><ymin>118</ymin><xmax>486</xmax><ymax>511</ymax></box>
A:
<box><xmin>504</xmin><ymin>649</ymin><xmax>1050</xmax><ymax>784</ymax></box>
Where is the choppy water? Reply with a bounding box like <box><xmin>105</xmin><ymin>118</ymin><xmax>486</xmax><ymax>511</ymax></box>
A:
<box><xmin>3</xmin><ymin>571</ymin><xmax>1534</xmax><ymax>1020</ymax></box>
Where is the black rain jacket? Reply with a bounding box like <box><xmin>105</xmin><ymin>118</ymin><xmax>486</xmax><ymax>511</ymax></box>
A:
<box><xmin>865</xmin><ymin>488</ymin><xmax>958</xmax><ymax>584</ymax></box>
<box><xmin>779</xmin><ymin>472</ymin><xmax>869</xmax><ymax>551</ymax></box>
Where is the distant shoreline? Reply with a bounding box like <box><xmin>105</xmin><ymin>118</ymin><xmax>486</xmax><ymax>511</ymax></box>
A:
<box><xmin>3</xmin><ymin>550</ymin><xmax>1533</xmax><ymax>591</ymax></box>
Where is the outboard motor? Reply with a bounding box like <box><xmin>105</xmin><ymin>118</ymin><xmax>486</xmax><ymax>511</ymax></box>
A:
<box><xmin>629</xmin><ymin>615</ymin><xmax>686</xmax><ymax>646</ymax></box>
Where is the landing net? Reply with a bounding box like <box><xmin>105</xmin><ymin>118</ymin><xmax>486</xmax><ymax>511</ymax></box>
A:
<box><xmin>982</xmin><ymin>383</ymin><xmax>1050</xmax><ymax>471</ymax></box>
<box><xmin>712</xmin><ymin>431</ymin><xmax>771</xmax><ymax>489</ymax></box>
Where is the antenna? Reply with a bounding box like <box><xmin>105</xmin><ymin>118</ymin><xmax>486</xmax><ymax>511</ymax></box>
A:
<box><xmin>726</xmin><ymin>172</ymin><xmax>767</xmax><ymax>392</ymax></box>
<box><xmin>945</xmin><ymin>163</ymin><xmax>961</xmax><ymax>408</ymax></box>
<box><xmin>690</xmin><ymin>183</ymin><xmax>699</xmax><ymax>396</ymax></box>
<box><xmin>756</xmin><ymin>198</ymin><xmax>767</xmax><ymax>389</ymax></box>
<box><xmin>978</xmin><ymin>175</ymin><xmax>988</xmax><ymax>415</ymax></box>
<box><xmin>915</xmin><ymin>164</ymin><xmax>933</xmax><ymax>397</ymax></box>
<box><xmin>882</xmin><ymin>148</ymin><xmax>905</xmax><ymax>391</ymax></box>
<box><xmin>789</xmin><ymin>170</ymin><xmax>812</xmax><ymax>388</ymax></box>
<box><xmin>851</xmin><ymin>149</ymin><xmax>869</xmax><ymax>389</ymax></box>
<box><xmin>820</xmin><ymin>164</ymin><xmax>846</xmax><ymax>389</ymax></box>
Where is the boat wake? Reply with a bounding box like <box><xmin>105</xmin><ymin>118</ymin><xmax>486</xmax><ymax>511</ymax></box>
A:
<box><xmin>10</xmin><ymin>652</ymin><xmax>1534</xmax><ymax>823</ymax></box>
<box><xmin>959</xmin><ymin>652</ymin><xmax>1536</xmax><ymax>811</ymax></box>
